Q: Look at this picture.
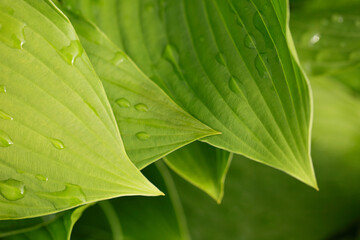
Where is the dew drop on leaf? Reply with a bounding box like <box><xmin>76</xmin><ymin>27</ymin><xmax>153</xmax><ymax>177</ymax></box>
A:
<box><xmin>229</xmin><ymin>77</ymin><xmax>246</xmax><ymax>99</ymax></box>
<box><xmin>111</xmin><ymin>51</ymin><xmax>128</xmax><ymax>66</ymax></box>
<box><xmin>331</xmin><ymin>14</ymin><xmax>344</xmax><ymax>23</ymax></box>
<box><xmin>0</xmin><ymin>110</ymin><xmax>13</xmax><ymax>120</ymax></box>
<box><xmin>59</xmin><ymin>40</ymin><xmax>83</xmax><ymax>65</ymax></box>
<box><xmin>215</xmin><ymin>53</ymin><xmax>226</xmax><ymax>66</ymax></box>
<box><xmin>134</xmin><ymin>103</ymin><xmax>149</xmax><ymax>112</ymax></box>
<box><xmin>136</xmin><ymin>132</ymin><xmax>150</xmax><ymax>140</ymax></box>
<box><xmin>309</xmin><ymin>33</ymin><xmax>320</xmax><ymax>46</ymax></box>
<box><xmin>36</xmin><ymin>183</ymin><xmax>86</xmax><ymax>209</ymax></box>
<box><xmin>0</xmin><ymin>179</ymin><xmax>25</xmax><ymax>201</ymax></box>
<box><xmin>116</xmin><ymin>98</ymin><xmax>131</xmax><ymax>108</ymax></box>
<box><xmin>50</xmin><ymin>138</ymin><xmax>65</xmax><ymax>150</ymax></box>
<box><xmin>0</xmin><ymin>130</ymin><xmax>13</xmax><ymax>147</ymax></box>
<box><xmin>255</xmin><ymin>55</ymin><xmax>269</xmax><ymax>78</ymax></box>
<box><xmin>244</xmin><ymin>34</ymin><xmax>256</xmax><ymax>49</ymax></box>
<box><xmin>0</xmin><ymin>10</ymin><xmax>26</xmax><ymax>49</ymax></box>
<box><xmin>163</xmin><ymin>44</ymin><xmax>179</xmax><ymax>65</ymax></box>
<box><xmin>36</xmin><ymin>174</ymin><xmax>48</xmax><ymax>182</ymax></box>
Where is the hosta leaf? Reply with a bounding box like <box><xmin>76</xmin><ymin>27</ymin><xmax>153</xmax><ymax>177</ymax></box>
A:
<box><xmin>62</xmin><ymin>0</ymin><xmax>316</xmax><ymax>187</ymax></box>
<box><xmin>291</xmin><ymin>0</ymin><xmax>360</xmax><ymax>76</ymax></box>
<box><xmin>63</xmin><ymin>11</ymin><xmax>219</xmax><ymax>169</ymax></box>
<box><xmin>71</xmin><ymin>163</ymin><xmax>190</xmax><ymax>240</ymax></box>
<box><xmin>0</xmin><ymin>0</ymin><xmax>160</xmax><ymax>219</ymax></box>
<box><xmin>164</xmin><ymin>142</ymin><xmax>232</xmax><ymax>203</ymax></box>
<box><xmin>2</xmin><ymin>205</ymin><xmax>89</xmax><ymax>240</ymax></box>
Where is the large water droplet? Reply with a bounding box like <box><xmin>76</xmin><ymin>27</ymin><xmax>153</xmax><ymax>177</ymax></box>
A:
<box><xmin>115</xmin><ymin>98</ymin><xmax>130</xmax><ymax>108</ymax></box>
<box><xmin>0</xmin><ymin>85</ymin><xmax>5</xmax><ymax>93</ymax></box>
<box><xmin>309</xmin><ymin>33</ymin><xmax>320</xmax><ymax>46</ymax></box>
<box><xmin>0</xmin><ymin>179</ymin><xmax>25</xmax><ymax>201</ymax></box>
<box><xmin>244</xmin><ymin>34</ymin><xmax>256</xmax><ymax>49</ymax></box>
<box><xmin>135</xmin><ymin>103</ymin><xmax>148</xmax><ymax>112</ymax></box>
<box><xmin>85</xmin><ymin>101</ymin><xmax>99</xmax><ymax>116</ymax></box>
<box><xmin>36</xmin><ymin>183</ymin><xmax>86</xmax><ymax>208</ymax></box>
<box><xmin>36</xmin><ymin>174</ymin><xmax>48</xmax><ymax>182</ymax></box>
<box><xmin>0</xmin><ymin>130</ymin><xmax>13</xmax><ymax>147</ymax></box>
<box><xmin>0</xmin><ymin>12</ymin><xmax>26</xmax><ymax>49</ymax></box>
<box><xmin>59</xmin><ymin>40</ymin><xmax>83</xmax><ymax>65</ymax></box>
<box><xmin>254</xmin><ymin>55</ymin><xmax>269</xmax><ymax>78</ymax></box>
<box><xmin>50</xmin><ymin>139</ymin><xmax>65</xmax><ymax>150</ymax></box>
<box><xmin>0</xmin><ymin>110</ymin><xmax>13</xmax><ymax>120</ymax></box>
<box><xmin>215</xmin><ymin>53</ymin><xmax>226</xmax><ymax>66</ymax></box>
<box><xmin>163</xmin><ymin>44</ymin><xmax>179</xmax><ymax>65</ymax></box>
<box><xmin>229</xmin><ymin>77</ymin><xmax>246</xmax><ymax>99</ymax></box>
<box><xmin>111</xmin><ymin>51</ymin><xmax>128</xmax><ymax>66</ymax></box>
<box><xmin>331</xmin><ymin>14</ymin><xmax>344</xmax><ymax>23</ymax></box>
<box><xmin>136</xmin><ymin>132</ymin><xmax>150</xmax><ymax>140</ymax></box>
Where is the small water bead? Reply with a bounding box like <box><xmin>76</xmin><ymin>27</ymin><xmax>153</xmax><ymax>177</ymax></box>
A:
<box><xmin>136</xmin><ymin>132</ymin><xmax>150</xmax><ymax>140</ymax></box>
<box><xmin>36</xmin><ymin>174</ymin><xmax>48</xmax><ymax>182</ymax></box>
<box><xmin>0</xmin><ymin>110</ymin><xmax>13</xmax><ymax>120</ymax></box>
<box><xmin>163</xmin><ymin>44</ymin><xmax>179</xmax><ymax>65</ymax></box>
<box><xmin>0</xmin><ymin>130</ymin><xmax>13</xmax><ymax>147</ymax></box>
<box><xmin>215</xmin><ymin>53</ymin><xmax>226</xmax><ymax>66</ymax></box>
<box><xmin>36</xmin><ymin>183</ymin><xmax>86</xmax><ymax>208</ymax></box>
<box><xmin>59</xmin><ymin>40</ymin><xmax>83</xmax><ymax>65</ymax></box>
<box><xmin>85</xmin><ymin>101</ymin><xmax>99</xmax><ymax>116</ymax></box>
<box><xmin>111</xmin><ymin>51</ymin><xmax>128</xmax><ymax>66</ymax></box>
<box><xmin>228</xmin><ymin>77</ymin><xmax>246</xmax><ymax>99</ymax></box>
<box><xmin>244</xmin><ymin>34</ymin><xmax>256</xmax><ymax>49</ymax></box>
<box><xmin>309</xmin><ymin>33</ymin><xmax>320</xmax><ymax>46</ymax></box>
<box><xmin>115</xmin><ymin>98</ymin><xmax>131</xmax><ymax>108</ymax></box>
<box><xmin>134</xmin><ymin>103</ymin><xmax>148</xmax><ymax>112</ymax></box>
<box><xmin>255</xmin><ymin>55</ymin><xmax>270</xmax><ymax>79</ymax></box>
<box><xmin>0</xmin><ymin>179</ymin><xmax>25</xmax><ymax>201</ymax></box>
<box><xmin>0</xmin><ymin>13</ymin><xmax>26</xmax><ymax>49</ymax></box>
<box><xmin>0</xmin><ymin>85</ymin><xmax>5</xmax><ymax>93</ymax></box>
<box><xmin>50</xmin><ymin>139</ymin><xmax>65</xmax><ymax>150</ymax></box>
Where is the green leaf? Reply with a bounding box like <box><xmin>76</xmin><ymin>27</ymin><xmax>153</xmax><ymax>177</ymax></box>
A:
<box><xmin>291</xmin><ymin>0</ymin><xmax>360</xmax><ymax>76</ymax></box>
<box><xmin>71</xmin><ymin>162</ymin><xmax>190</xmax><ymax>240</ymax></box>
<box><xmin>0</xmin><ymin>0</ymin><xmax>161</xmax><ymax>219</ymax></box>
<box><xmin>62</xmin><ymin>0</ymin><xmax>317</xmax><ymax>187</ymax></box>
<box><xmin>63</xmin><ymin>10</ymin><xmax>219</xmax><ymax>169</ymax></box>
<box><xmin>164</xmin><ymin>142</ymin><xmax>232</xmax><ymax>203</ymax></box>
<box><xmin>2</xmin><ymin>205</ymin><xmax>89</xmax><ymax>240</ymax></box>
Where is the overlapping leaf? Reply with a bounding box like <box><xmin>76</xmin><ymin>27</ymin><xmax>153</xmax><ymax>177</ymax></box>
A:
<box><xmin>164</xmin><ymin>142</ymin><xmax>232</xmax><ymax>203</ymax></box>
<box><xmin>0</xmin><ymin>0</ymin><xmax>160</xmax><ymax>219</ymax></box>
<box><xmin>62</xmin><ymin>0</ymin><xmax>317</xmax><ymax>187</ymax></box>
<box><xmin>63</xmin><ymin>11</ymin><xmax>218</xmax><ymax>169</ymax></box>
<box><xmin>71</xmin><ymin>163</ymin><xmax>190</xmax><ymax>240</ymax></box>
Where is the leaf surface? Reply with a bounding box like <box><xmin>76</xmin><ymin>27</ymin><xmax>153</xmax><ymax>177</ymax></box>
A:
<box><xmin>71</xmin><ymin>163</ymin><xmax>190</xmax><ymax>240</ymax></box>
<box><xmin>62</xmin><ymin>0</ymin><xmax>316</xmax><ymax>187</ymax></box>
<box><xmin>164</xmin><ymin>142</ymin><xmax>232</xmax><ymax>203</ymax></box>
<box><xmin>63</xmin><ymin>11</ymin><xmax>218</xmax><ymax>169</ymax></box>
<box><xmin>0</xmin><ymin>0</ymin><xmax>160</xmax><ymax>219</ymax></box>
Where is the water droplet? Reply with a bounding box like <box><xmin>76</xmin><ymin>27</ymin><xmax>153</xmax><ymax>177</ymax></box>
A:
<box><xmin>331</xmin><ymin>14</ymin><xmax>344</xmax><ymax>23</ymax></box>
<box><xmin>36</xmin><ymin>175</ymin><xmax>48</xmax><ymax>182</ymax></box>
<box><xmin>229</xmin><ymin>77</ymin><xmax>246</xmax><ymax>99</ymax></box>
<box><xmin>85</xmin><ymin>101</ymin><xmax>99</xmax><ymax>116</ymax></box>
<box><xmin>244</xmin><ymin>34</ymin><xmax>256</xmax><ymax>49</ymax></box>
<box><xmin>255</xmin><ymin>55</ymin><xmax>269</xmax><ymax>78</ymax></box>
<box><xmin>111</xmin><ymin>51</ymin><xmax>128</xmax><ymax>66</ymax></box>
<box><xmin>0</xmin><ymin>110</ymin><xmax>13</xmax><ymax>120</ymax></box>
<box><xmin>36</xmin><ymin>183</ymin><xmax>86</xmax><ymax>208</ymax></box>
<box><xmin>0</xmin><ymin>179</ymin><xmax>25</xmax><ymax>201</ymax></box>
<box><xmin>163</xmin><ymin>44</ymin><xmax>179</xmax><ymax>65</ymax></box>
<box><xmin>309</xmin><ymin>33</ymin><xmax>320</xmax><ymax>45</ymax></box>
<box><xmin>136</xmin><ymin>132</ymin><xmax>150</xmax><ymax>140</ymax></box>
<box><xmin>0</xmin><ymin>12</ymin><xmax>26</xmax><ymax>49</ymax></box>
<box><xmin>0</xmin><ymin>85</ymin><xmax>5</xmax><ymax>93</ymax></box>
<box><xmin>0</xmin><ymin>130</ymin><xmax>13</xmax><ymax>147</ymax></box>
<box><xmin>59</xmin><ymin>40</ymin><xmax>83</xmax><ymax>65</ymax></box>
<box><xmin>135</xmin><ymin>103</ymin><xmax>148</xmax><ymax>112</ymax></box>
<box><xmin>215</xmin><ymin>53</ymin><xmax>226</xmax><ymax>66</ymax></box>
<box><xmin>115</xmin><ymin>98</ymin><xmax>130</xmax><ymax>108</ymax></box>
<box><xmin>50</xmin><ymin>139</ymin><xmax>65</xmax><ymax>150</ymax></box>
